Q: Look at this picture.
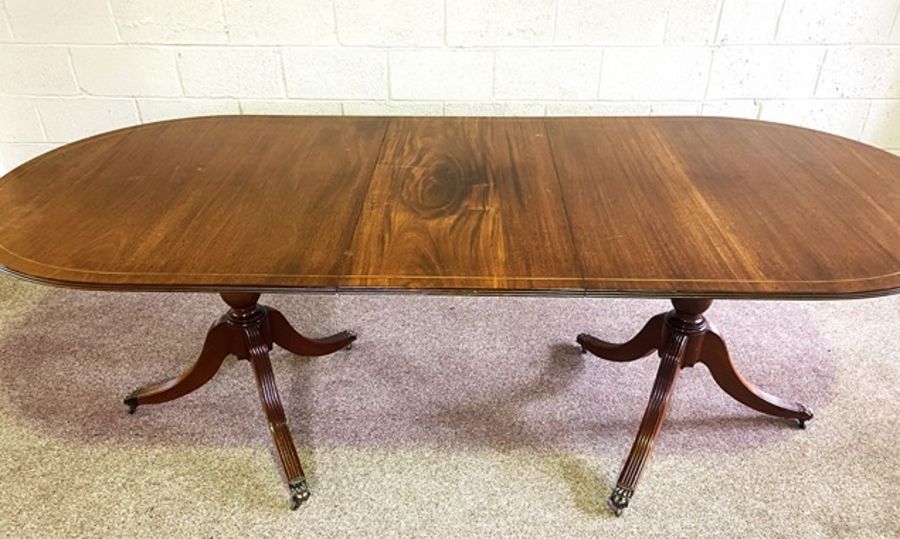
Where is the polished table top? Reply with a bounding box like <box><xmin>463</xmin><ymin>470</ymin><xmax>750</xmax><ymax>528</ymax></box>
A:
<box><xmin>0</xmin><ymin>115</ymin><xmax>898</xmax><ymax>298</ymax></box>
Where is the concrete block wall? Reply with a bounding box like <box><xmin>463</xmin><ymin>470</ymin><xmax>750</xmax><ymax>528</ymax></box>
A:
<box><xmin>1</xmin><ymin>0</ymin><xmax>899</xmax><ymax>172</ymax></box>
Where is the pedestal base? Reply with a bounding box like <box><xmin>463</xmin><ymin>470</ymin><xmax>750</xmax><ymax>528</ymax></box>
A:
<box><xmin>577</xmin><ymin>298</ymin><xmax>812</xmax><ymax>516</ymax></box>
<box><xmin>124</xmin><ymin>293</ymin><xmax>355</xmax><ymax>510</ymax></box>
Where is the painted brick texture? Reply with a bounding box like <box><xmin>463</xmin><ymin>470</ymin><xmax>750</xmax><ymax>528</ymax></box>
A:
<box><xmin>1</xmin><ymin>0</ymin><xmax>899</xmax><ymax>172</ymax></box>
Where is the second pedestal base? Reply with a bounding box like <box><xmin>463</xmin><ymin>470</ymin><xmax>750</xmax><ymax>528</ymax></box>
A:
<box><xmin>578</xmin><ymin>298</ymin><xmax>812</xmax><ymax>515</ymax></box>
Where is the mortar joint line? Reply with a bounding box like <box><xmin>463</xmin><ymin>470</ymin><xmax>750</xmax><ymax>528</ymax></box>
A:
<box><xmin>890</xmin><ymin>1</ymin><xmax>900</xmax><ymax>39</ymax></box>
<box><xmin>217</xmin><ymin>0</ymin><xmax>231</xmax><ymax>43</ymax></box>
<box><xmin>332</xmin><ymin>0</ymin><xmax>341</xmax><ymax>45</ymax></box>
<box><xmin>64</xmin><ymin>46</ymin><xmax>86</xmax><ymax>95</ymax></box>
<box><xmin>773</xmin><ymin>0</ymin><xmax>788</xmax><ymax>41</ymax></box>
<box><xmin>858</xmin><ymin>101</ymin><xmax>873</xmax><ymax>141</ymax></box>
<box><xmin>105</xmin><ymin>0</ymin><xmax>122</xmax><ymax>42</ymax></box>
<box><xmin>277</xmin><ymin>48</ymin><xmax>289</xmax><ymax>100</ymax></box>
<box><xmin>386</xmin><ymin>50</ymin><xmax>393</xmax><ymax>102</ymax></box>
<box><xmin>552</xmin><ymin>0</ymin><xmax>561</xmax><ymax>46</ymax></box>
<box><xmin>133</xmin><ymin>97</ymin><xmax>144</xmax><ymax>123</ymax></box>
<box><xmin>812</xmin><ymin>48</ymin><xmax>829</xmax><ymax>96</ymax></box>
<box><xmin>0</xmin><ymin>0</ymin><xmax>14</xmax><ymax>40</ymax></box>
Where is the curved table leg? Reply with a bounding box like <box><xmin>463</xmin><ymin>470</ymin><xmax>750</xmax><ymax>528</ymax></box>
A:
<box><xmin>607</xmin><ymin>316</ymin><xmax>693</xmax><ymax>516</ymax></box>
<box><xmin>577</xmin><ymin>313</ymin><xmax>665</xmax><ymax>362</ymax></box>
<box><xmin>267</xmin><ymin>307</ymin><xmax>356</xmax><ymax>357</ymax></box>
<box><xmin>243</xmin><ymin>323</ymin><xmax>311</xmax><ymax>509</ymax></box>
<box><xmin>124</xmin><ymin>292</ymin><xmax>354</xmax><ymax>510</ymax></box>
<box><xmin>584</xmin><ymin>298</ymin><xmax>814</xmax><ymax>515</ymax></box>
<box><xmin>699</xmin><ymin>330</ymin><xmax>813</xmax><ymax>428</ymax></box>
<box><xmin>124</xmin><ymin>319</ymin><xmax>231</xmax><ymax>413</ymax></box>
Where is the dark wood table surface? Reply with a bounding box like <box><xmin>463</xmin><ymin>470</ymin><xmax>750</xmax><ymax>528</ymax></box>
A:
<box><xmin>1</xmin><ymin>116</ymin><xmax>898</xmax><ymax>297</ymax></box>
<box><xmin>0</xmin><ymin>115</ymin><xmax>898</xmax><ymax>514</ymax></box>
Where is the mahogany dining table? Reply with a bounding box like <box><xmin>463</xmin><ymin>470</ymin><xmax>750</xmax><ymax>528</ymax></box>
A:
<box><xmin>0</xmin><ymin>116</ymin><xmax>897</xmax><ymax>514</ymax></box>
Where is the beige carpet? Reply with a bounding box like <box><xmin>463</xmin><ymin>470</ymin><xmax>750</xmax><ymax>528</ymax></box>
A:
<box><xmin>0</xmin><ymin>274</ymin><xmax>898</xmax><ymax>537</ymax></box>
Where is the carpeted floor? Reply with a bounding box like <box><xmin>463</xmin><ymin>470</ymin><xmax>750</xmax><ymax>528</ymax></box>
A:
<box><xmin>0</xmin><ymin>274</ymin><xmax>897</xmax><ymax>537</ymax></box>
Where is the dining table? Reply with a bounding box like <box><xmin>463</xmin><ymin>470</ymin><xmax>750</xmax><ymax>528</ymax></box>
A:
<box><xmin>0</xmin><ymin>115</ymin><xmax>897</xmax><ymax>514</ymax></box>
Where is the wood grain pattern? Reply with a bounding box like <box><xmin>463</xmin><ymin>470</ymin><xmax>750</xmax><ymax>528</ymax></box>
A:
<box><xmin>347</xmin><ymin>117</ymin><xmax>581</xmax><ymax>291</ymax></box>
<box><xmin>0</xmin><ymin>115</ymin><xmax>898</xmax><ymax>298</ymax></box>
<box><xmin>545</xmin><ymin>117</ymin><xmax>900</xmax><ymax>297</ymax></box>
<box><xmin>0</xmin><ymin>116</ymin><xmax>388</xmax><ymax>290</ymax></box>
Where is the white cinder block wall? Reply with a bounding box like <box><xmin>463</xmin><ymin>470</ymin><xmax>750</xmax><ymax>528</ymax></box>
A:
<box><xmin>1</xmin><ymin>0</ymin><xmax>900</xmax><ymax>173</ymax></box>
